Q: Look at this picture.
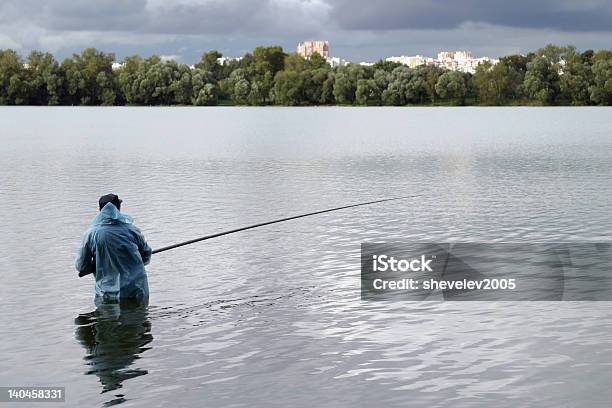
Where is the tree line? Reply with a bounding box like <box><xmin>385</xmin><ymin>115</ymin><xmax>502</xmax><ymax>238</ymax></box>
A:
<box><xmin>0</xmin><ymin>44</ymin><xmax>611</xmax><ymax>106</ymax></box>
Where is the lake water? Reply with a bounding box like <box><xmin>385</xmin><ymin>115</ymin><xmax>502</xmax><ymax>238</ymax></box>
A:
<box><xmin>0</xmin><ymin>107</ymin><xmax>611</xmax><ymax>407</ymax></box>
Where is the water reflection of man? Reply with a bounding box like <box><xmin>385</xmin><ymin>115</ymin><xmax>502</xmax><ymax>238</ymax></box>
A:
<box><xmin>75</xmin><ymin>298</ymin><xmax>153</xmax><ymax>397</ymax></box>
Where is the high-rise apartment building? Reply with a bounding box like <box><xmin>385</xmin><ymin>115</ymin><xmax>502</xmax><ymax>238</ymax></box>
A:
<box><xmin>297</xmin><ymin>41</ymin><xmax>330</xmax><ymax>58</ymax></box>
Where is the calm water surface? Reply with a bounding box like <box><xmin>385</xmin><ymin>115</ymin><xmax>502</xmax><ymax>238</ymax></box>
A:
<box><xmin>0</xmin><ymin>107</ymin><xmax>611</xmax><ymax>407</ymax></box>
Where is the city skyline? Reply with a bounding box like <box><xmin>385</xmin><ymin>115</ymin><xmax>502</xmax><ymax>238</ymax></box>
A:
<box><xmin>1</xmin><ymin>1</ymin><xmax>612</xmax><ymax>63</ymax></box>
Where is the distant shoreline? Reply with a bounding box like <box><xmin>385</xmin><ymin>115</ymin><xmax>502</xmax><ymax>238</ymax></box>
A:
<box><xmin>1</xmin><ymin>44</ymin><xmax>611</xmax><ymax>107</ymax></box>
<box><xmin>0</xmin><ymin>104</ymin><xmax>609</xmax><ymax>108</ymax></box>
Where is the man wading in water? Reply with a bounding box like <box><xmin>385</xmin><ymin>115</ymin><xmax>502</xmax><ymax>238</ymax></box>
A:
<box><xmin>75</xmin><ymin>194</ymin><xmax>152</xmax><ymax>301</ymax></box>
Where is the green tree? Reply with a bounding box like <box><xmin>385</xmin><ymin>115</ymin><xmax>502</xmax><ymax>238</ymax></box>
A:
<box><xmin>61</xmin><ymin>48</ymin><xmax>116</xmax><ymax>105</ymax></box>
<box><xmin>172</xmin><ymin>63</ymin><xmax>196</xmax><ymax>105</ymax></box>
<box><xmin>0</xmin><ymin>49</ymin><xmax>28</xmax><ymax>105</ymax></box>
<box><xmin>192</xmin><ymin>68</ymin><xmax>218</xmax><ymax>105</ymax></box>
<box><xmin>435</xmin><ymin>71</ymin><xmax>467</xmax><ymax>105</ymax></box>
<box><xmin>196</xmin><ymin>50</ymin><xmax>223</xmax><ymax>80</ymax></box>
<box><xmin>499</xmin><ymin>55</ymin><xmax>528</xmax><ymax>75</ymax></box>
<box><xmin>252</xmin><ymin>46</ymin><xmax>285</xmax><ymax>76</ymax></box>
<box><xmin>24</xmin><ymin>51</ymin><xmax>63</xmax><ymax>105</ymax></box>
<box><xmin>333</xmin><ymin>70</ymin><xmax>353</xmax><ymax>104</ymax></box>
<box><xmin>381</xmin><ymin>66</ymin><xmax>409</xmax><ymax>105</ymax></box>
<box><xmin>137</xmin><ymin>57</ymin><xmax>175</xmax><ymax>105</ymax></box>
<box><xmin>373</xmin><ymin>60</ymin><xmax>403</xmax><ymax>72</ymax></box>
<box><xmin>308</xmin><ymin>52</ymin><xmax>328</xmax><ymax>70</ymax></box>
<box><xmin>406</xmin><ymin>69</ymin><xmax>428</xmax><ymax>104</ymax></box>
<box><xmin>381</xmin><ymin>81</ymin><xmax>404</xmax><ymax>105</ymax></box>
<box><xmin>381</xmin><ymin>66</ymin><xmax>422</xmax><ymax>105</ymax></box>
<box><xmin>537</xmin><ymin>44</ymin><xmax>575</xmax><ymax>64</ymax></box>
<box><xmin>593</xmin><ymin>50</ymin><xmax>612</xmax><ymax>63</ymax></box>
<box><xmin>302</xmin><ymin>68</ymin><xmax>332</xmax><ymax>104</ymax></box>
<box><xmin>248</xmin><ymin>71</ymin><xmax>273</xmax><ymax>105</ymax></box>
<box><xmin>273</xmin><ymin>70</ymin><xmax>304</xmax><ymax>105</ymax></box>
<box><xmin>373</xmin><ymin>69</ymin><xmax>390</xmax><ymax>91</ymax></box>
<box><xmin>320</xmin><ymin>71</ymin><xmax>335</xmax><ymax>104</ymax></box>
<box><xmin>224</xmin><ymin>68</ymin><xmax>251</xmax><ymax>105</ymax></box>
<box><xmin>117</xmin><ymin>55</ymin><xmax>143</xmax><ymax>105</ymax></box>
<box><xmin>355</xmin><ymin>79</ymin><xmax>381</xmax><ymax>105</ymax></box>
<box><xmin>474</xmin><ymin>61</ymin><xmax>521</xmax><ymax>105</ymax></box>
<box><xmin>333</xmin><ymin>64</ymin><xmax>369</xmax><ymax>104</ymax></box>
<box><xmin>497</xmin><ymin>55</ymin><xmax>528</xmax><ymax>100</ymax></box>
<box><xmin>422</xmin><ymin>65</ymin><xmax>443</xmax><ymax>104</ymax></box>
<box><xmin>2</xmin><ymin>43</ymin><xmax>612</xmax><ymax>107</ymax></box>
<box><xmin>284</xmin><ymin>53</ymin><xmax>309</xmax><ymax>72</ymax></box>
<box><xmin>589</xmin><ymin>58</ymin><xmax>612</xmax><ymax>105</ymax></box>
<box><xmin>523</xmin><ymin>56</ymin><xmax>560</xmax><ymax>105</ymax></box>
<box><xmin>464</xmin><ymin>72</ymin><xmax>476</xmax><ymax>102</ymax></box>
<box><xmin>233</xmin><ymin>79</ymin><xmax>250</xmax><ymax>104</ymax></box>
<box><xmin>559</xmin><ymin>50</ymin><xmax>592</xmax><ymax>105</ymax></box>
<box><xmin>581</xmin><ymin>49</ymin><xmax>595</xmax><ymax>64</ymax></box>
<box><xmin>97</xmin><ymin>70</ymin><xmax>117</xmax><ymax>105</ymax></box>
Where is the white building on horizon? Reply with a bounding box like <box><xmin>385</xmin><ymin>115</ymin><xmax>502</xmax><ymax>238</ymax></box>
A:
<box><xmin>217</xmin><ymin>56</ymin><xmax>242</xmax><ymax>65</ymax></box>
<box><xmin>385</xmin><ymin>55</ymin><xmax>432</xmax><ymax>68</ymax></box>
<box><xmin>438</xmin><ymin>50</ymin><xmax>472</xmax><ymax>61</ymax></box>
<box><xmin>382</xmin><ymin>50</ymin><xmax>497</xmax><ymax>74</ymax></box>
<box><xmin>437</xmin><ymin>50</ymin><xmax>498</xmax><ymax>73</ymax></box>
<box><xmin>326</xmin><ymin>56</ymin><xmax>350</xmax><ymax>67</ymax></box>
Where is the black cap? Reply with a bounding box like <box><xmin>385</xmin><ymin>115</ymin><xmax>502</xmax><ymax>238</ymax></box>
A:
<box><xmin>99</xmin><ymin>194</ymin><xmax>122</xmax><ymax>210</ymax></box>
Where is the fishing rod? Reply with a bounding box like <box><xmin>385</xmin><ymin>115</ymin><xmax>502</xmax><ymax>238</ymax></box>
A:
<box><xmin>77</xmin><ymin>196</ymin><xmax>411</xmax><ymax>277</ymax></box>
<box><xmin>151</xmin><ymin>196</ymin><xmax>412</xmax><ymax>254</ymax></box>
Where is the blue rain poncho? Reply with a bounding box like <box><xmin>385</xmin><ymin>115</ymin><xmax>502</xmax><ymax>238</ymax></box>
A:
<box><xmin>75</xmin><ymin>203</ymin><xmax>152</xmax><ymax>300</ymax></box>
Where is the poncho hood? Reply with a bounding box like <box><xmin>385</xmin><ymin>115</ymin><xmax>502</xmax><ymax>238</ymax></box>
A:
<box><xmin>91</xmin><ymin>203</ymin><xmax>133</xmax><ymax>226</ymax></box>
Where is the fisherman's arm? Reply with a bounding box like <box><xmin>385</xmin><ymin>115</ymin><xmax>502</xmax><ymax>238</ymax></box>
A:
<box><xmin>134</xmin><ymin>227</ymin><xmax>152</xmax><ymax>265</ymax></box>
<box><xmin>75</xmin><ymin>231</ymin><xmax>95</xmax><ymax>276</ymax></box>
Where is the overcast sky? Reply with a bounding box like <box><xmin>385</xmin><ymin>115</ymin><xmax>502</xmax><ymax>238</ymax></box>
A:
<box><xmin>1</xmin><ymin>0</ymin><xmax>612</xmax><ymax>63</ymax></box>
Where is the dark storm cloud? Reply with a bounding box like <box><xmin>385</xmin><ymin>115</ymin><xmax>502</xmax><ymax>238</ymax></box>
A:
<box><xmin>2</xmin><ymin>0</ymin><xmax>611</xmax><ymax>37</ymax></box>
<box><xmin>44</xmin><ymin>0</ymin><xmax>281</xmax><ymax>35</ymax></box>
<box><xmin>143</xmin><ymin>1</ymin><xmax>279</xmax><ymax>35</ymax></box>
<box><xmin>0</xmin><ymin>1</ymin><xmax>143</xmax><ymax>26</ymax></box>
<box><xmin>1</xmin><ymin>0</ymin><xmax>612</xmax><ymax>61</ymax></box>
<box><xmin>329</xmin><ymin>0</ymin><xmax>612</xmax><ymax>32</ymax></box>
<box><xmin>0</xmin><ymin>0</ymin><xmax>328</xmax><ymax>36</ymax></box>
<box><xmin>43</xmin><ymin>1</ymin><xmax>148</xmax><ymax>31</ymax></box>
